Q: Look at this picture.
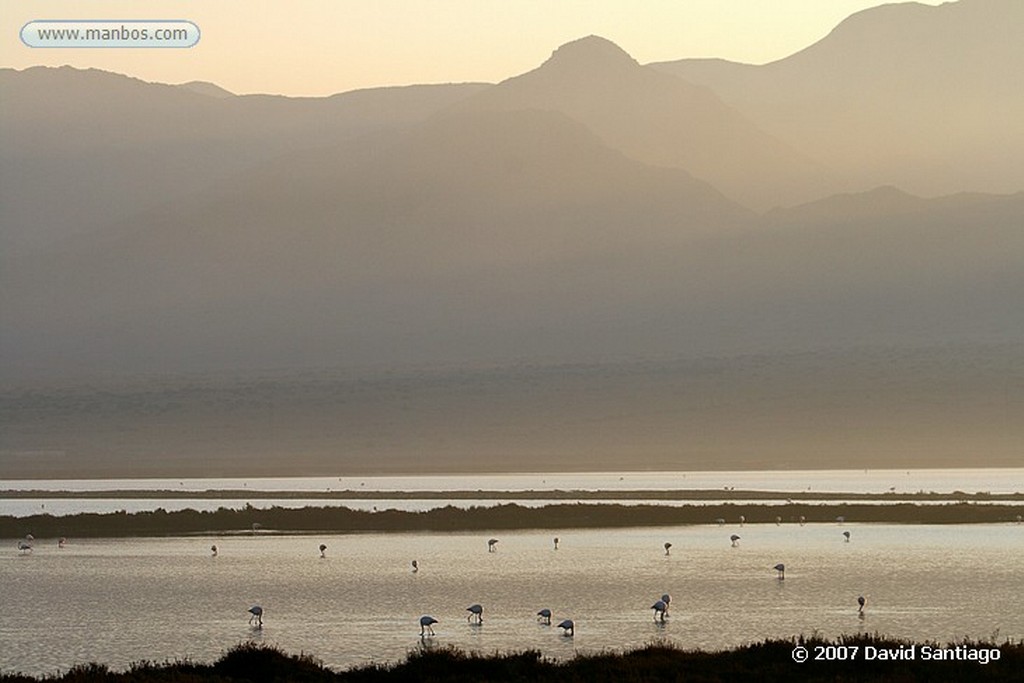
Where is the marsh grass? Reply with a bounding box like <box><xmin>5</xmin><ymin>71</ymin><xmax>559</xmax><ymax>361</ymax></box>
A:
<box><xmin>3</xmin><ymin>501</ymin><xmax>1021</xmax><ymax>540</ymax></box>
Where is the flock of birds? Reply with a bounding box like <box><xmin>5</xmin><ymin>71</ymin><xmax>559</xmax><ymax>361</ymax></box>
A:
<box><xmin>416</xmin><ymin>607</ymin><xmax>577</xmax><ymax>638</ymax></box>
<box><xmin>14</xmin><ymin>534</ymin><xmax>66</xmax><ymax>554</ymax></box>
<box><xmin>14</xmin><ymin>516</ymin><xmax>883</xmax><ymax>636</ymax></box>
<box><xmin>228</xmin><ymin>521</ymin><xmax>872</xmax><ymax>638</ymax></box>
<box><xmin>28</xmin><ymin>507</ymin><xmax>1024</xmax><ymax>639</ymax></box>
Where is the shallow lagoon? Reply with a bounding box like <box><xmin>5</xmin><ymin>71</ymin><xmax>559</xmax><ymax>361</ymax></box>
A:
<box><xmin>2</xmin><ymin>523</ymin><xmax>1022</xmax><ymax>677</ymax></box>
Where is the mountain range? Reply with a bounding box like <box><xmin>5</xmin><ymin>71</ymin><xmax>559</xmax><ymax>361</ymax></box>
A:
<box><xmin>651</xmin><ymin>0</ymin><xmax>1024</xmax><ymax>198</ymax></box>
<box><xmin>1</xmin><ymin>0</ymin><xmax>1021</xmax><ymax>473</ymax></box>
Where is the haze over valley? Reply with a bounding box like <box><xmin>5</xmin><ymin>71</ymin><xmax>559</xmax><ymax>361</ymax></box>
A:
<box><xmin>2</xmin><ymin>0</ymin><xmax>1021</xmax><ymax>476</ymax></box>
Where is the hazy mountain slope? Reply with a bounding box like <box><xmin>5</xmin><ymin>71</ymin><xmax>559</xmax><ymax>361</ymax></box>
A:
<box><xmin>0</xmin><ymin>66</ymin><xmax>488</xmax><ymax>248</ymax></box>
<box><xmin>650</xmin><ymin>0</ymin><xmax>1024</xmax><ymax>197</ymax></box>
<box><xmin>1</xmin><ymin>108</ymin><xmax>752</xmax><ymax>377</ymax></box>
<box><xmin>763</xmin><ymin>185</ymin><xmax>1020</xmax><ymax>227</ymax></box>
<box><xmin>748</xmin><ymin>190</ymin><xmax>1024</xmax><ymax>347</ymax></box>
<box><xmin>4</xmin><ymin>178</ymin><xmax>1020</xmax><ymax>377</ymax></box>
<box><xmin>451</xmin><ymin>36</ymin><xmax>829</xmax><ymax>210</ymax></box>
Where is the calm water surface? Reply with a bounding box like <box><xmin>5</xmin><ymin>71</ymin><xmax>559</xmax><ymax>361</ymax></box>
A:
<box><xmin>5</xmin><ymin>468</ymin><xmax>1024</xmax><ymax>493</ymax></box>
<box><xmin>2</xmin><ymin>524</ymin><xmax>1022</xmax><ymax>677</ymax></box>
<box><xmin>3</xmin><ymin>469</ymin><xmax>1022</xmax><ymax>518</ymax></box>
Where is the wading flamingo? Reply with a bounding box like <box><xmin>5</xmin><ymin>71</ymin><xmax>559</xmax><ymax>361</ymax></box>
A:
<box><xmin>466</xmin><ymin>604</ymin><xmax>483</xmax><ymax>624</ymax></box>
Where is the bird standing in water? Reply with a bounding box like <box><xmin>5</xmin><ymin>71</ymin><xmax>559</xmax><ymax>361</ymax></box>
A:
<box><xmin>466</xmin><ymin>604</ymin><xmax>483</xmax><ymax>624</ymax></box>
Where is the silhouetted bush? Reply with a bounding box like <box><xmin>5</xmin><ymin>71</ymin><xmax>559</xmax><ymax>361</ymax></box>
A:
<box><xmin>3</xmin><ymin>637</ymin><xmax>1022</xmax><ymax>683</ymax></box>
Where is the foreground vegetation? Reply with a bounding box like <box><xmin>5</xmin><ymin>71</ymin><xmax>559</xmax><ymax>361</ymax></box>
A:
<box><xmin>2</xmin><ymin>636</ymin><xmax>1022</xmax><ymax>683</ymax></box>
<box><xmin>3</xmin><ymin>501</ymin><xmax>1022</xmax><ymax>540</ymax></box>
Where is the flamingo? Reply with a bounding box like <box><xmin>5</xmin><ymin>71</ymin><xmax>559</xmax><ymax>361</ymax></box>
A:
<box><xmin>843</xmin><ymin>531</ymin><xmax>851</xmax><ymax>542</ymax></box>
<box><xmin>775</xmin><ymin>516</ymin><xmax>782</xmax><ymax>526</ymax></box>
<box><xmin>537</xmin><ymin>608</ymin><xmax>552</xmax><ymax>624</ymax></box>
<box><xmin>799</xmin><ymin>516</ymin><xmax>806</xmax><ymax>526</ymax></box>
<box><xmin>58</xmin><ymin>537</ymin><xmax>67</xmax><ymax>548</ymax></box>
<box><xmin>739</xmin><ymin>515</ymin><xmax>745</xmax><ymax>526</ymax></box>
<box><xmin>557</xmin><ymin>619</ymin><xmax>574</xmax><ymax>636</ymax></box>
<box><xmin>17</xmin><ymin>541</ymin><xmax>32</xmax><ymax>554</ymax></box>
<box><xmin>663</xmin><ymin>542</ymin><xmax>672</xmax><ymax>556</ymax></box>
<box><xmin>774</xmin><ymin>563</ymin><xmax>785</xmax><ymax>579</ymax></box>
<box><xmin>211</xmin><ymin>544</ymin><xmax>218</xmax><ymax>557</ymax></box>
<box><xmin>715</xmin><ymin>518</ymin><xmax>725</xmax><ymax>526</ymax></box>
<box><xmin>730</xmin><ymin>534</ymin><xmax>740</xmax><ymax>547</ymax></box>
<box><xmin>857</xmin><ymin>595</ymin><xmax>866</xmax><ymax>614</ymax></box>
<box><xmin>651</xmin><ymin>599</ymin><xmax>668</xmax><ymax>622</ymax></box>
<box><xmin>411</xmin><ymin>560</ymin><xmax>419</xmax><ymax>573</ymax></box>
<box><xmin>419</xmin><ymin>615</ymin><xmax>438</xmax><ymax>636</ymax></box>
<box><xmin>319</xmin><ymin>543</ymin><xmax>327</xmax><ymax>558</ymax></box>
<box><xmin>248</xmin><ymin>605</ymin><xmax>263</xmax><ymax>627</ymax></box>
<box><xmin>836</xmin><ymin>516</ymin><xmax>845</xmax><ymax>525</ymax></box>
<box><xmin>487</xmin><ymin>538</ymin><xmax>499</xmax><ymax>553</ymax></box>
<box><xmin>466</xmin><ymin>604</ymin><xmax>483</xmax><ymax>624</ymax></box>
<box><xmin>553</xmin><ymin>537</ymin><xmax>559</xmax><ymax>550</ymax></box>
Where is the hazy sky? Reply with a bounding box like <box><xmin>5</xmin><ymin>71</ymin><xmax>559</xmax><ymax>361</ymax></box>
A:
<box><xmin>4</xmin><ymin>0</ymin><xmax>945</xmax><ymax>96</ymax></box>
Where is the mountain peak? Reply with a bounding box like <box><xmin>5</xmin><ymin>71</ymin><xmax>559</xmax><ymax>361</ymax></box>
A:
<box><xmin>177</xmin><ymin>81</ymin><xmax>235</xmax><ymax>98</ymax></box>
<box><xmin>542</xmin><ymin>35</ymin><xmax>638</xmax><ymax>72</ymax></box>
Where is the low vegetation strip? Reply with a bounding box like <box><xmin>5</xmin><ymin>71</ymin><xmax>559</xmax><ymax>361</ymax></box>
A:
<box><xmin>1</xmin><ymin>636</ymin><xmax>1022</xmax><ymax>683</ymax></box>
<box><xmin>2</xmin><ymin>502</ymin><xmax>1022</xmax><ymax>539</ymax></box>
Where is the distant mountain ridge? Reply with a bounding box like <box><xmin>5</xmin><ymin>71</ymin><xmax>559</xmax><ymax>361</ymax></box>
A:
<box><xmin>2</xmin><ymin>0</ymin><xmax>1022</xmax><ymax>381</ymax></box>
<box><xmin>0</xmin><ymin>66</ymin><xmax>490</xmax><ymax>248</ymax></box>
<box><xmin>451</xmin><ymin>35</ymin><xmax>828</xmax><ymax>209</ymax></box>
<box><xmin>650</xmin><ymin>0</ymin><xmax>1024</xmax><ymax>197</ymax></box>
<box><xmin>176</xmin><ymin>80</ymin><xmax>235</xmax><ymax>98</ymax></box>
<box><xmin>2</xmin><ymin>2</ymin><xmax>1023</xmax><ymax>474</ymax></box>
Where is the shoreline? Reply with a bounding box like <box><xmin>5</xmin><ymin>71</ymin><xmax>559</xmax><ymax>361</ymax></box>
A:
<box><xmin>3</xmin><ymin>501</ymin><xmax>1022</xmax><ymax>539</ymax></box>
